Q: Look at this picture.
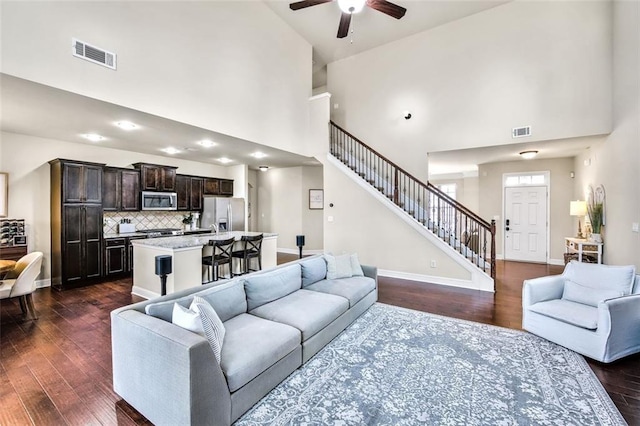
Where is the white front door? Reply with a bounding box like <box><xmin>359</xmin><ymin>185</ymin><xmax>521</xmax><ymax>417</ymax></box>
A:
<box><xmin>504</xmin><ymin>186</ymin><xmax>547</xmax><ymax>263</ymax></box>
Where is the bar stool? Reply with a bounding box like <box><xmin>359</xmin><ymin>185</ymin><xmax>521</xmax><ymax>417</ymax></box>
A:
<box><xmin>202</xmin><ymin>237</ymin><xmax>235</xmax><ymax>283</ymax></box>
<box><xmin>231</xmin><ymin>234</ymin><xmax>263</xmax><ymax>275</ymax></box>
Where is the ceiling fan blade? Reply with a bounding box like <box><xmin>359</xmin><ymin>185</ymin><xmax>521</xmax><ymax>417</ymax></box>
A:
<box><xmin>289</xmin><ymin>0</ymin><xmax>333</xmax><ymax>11</ymax></box>
<box><xmin>337</xmin><ymin>12</ymin><xmax>352</xmax><ymax>38</ymax></box>
<box><xmin>366</xmin><ymin>0</ymin><xmax>406</xmax><ymax>19</ymax></box>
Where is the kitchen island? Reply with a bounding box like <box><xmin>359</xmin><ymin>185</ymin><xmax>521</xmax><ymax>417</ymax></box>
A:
<box><xmin>130</xmin><ymin>231</ymin><xmax>277</xmax><ymax>299</ymax></box>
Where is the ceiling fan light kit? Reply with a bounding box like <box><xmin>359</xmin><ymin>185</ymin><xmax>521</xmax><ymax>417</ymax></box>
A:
<box><xmin>289</xmin><ymin>0</ymin><xmax>406</xmax><ymax>39</ymax></box>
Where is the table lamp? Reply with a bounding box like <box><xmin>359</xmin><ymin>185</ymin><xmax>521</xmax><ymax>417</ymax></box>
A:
<box><xmin>570</xmin><ymin>200</ymin><xmax>587</xmax><ymax>239</ymax></box>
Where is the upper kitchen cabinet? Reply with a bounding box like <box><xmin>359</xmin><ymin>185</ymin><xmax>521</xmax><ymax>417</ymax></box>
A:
<box><xmin>176</xmin><ymin>174</ymin><xmax>204</xmax><ymax>211</ymax></box>
<box><xmin>103</xmin><ymin>167</ymin><xmax>140</xmax><ymax>211</ymax></box>
<box><xmin>203</xmin><ymin>177</ymin><xmax>234</xmax><ymax>196</ymax></box>
<box><xmin>220</xmin><ymin>179</ymin><xmax>234</xmax><ymax>196</ymax></box>
<box><xmin>133</xmin><ymin>163</ymin><xmax>177</xmax><ymax>192</ymax></box>
<box><xmin>55</xmin><ymin>160</ymin><xmax>103</xmax><ymax>204</ymax></box>
<box><xmin>203</xmin><ymin>178</ymin><xmax>219</xmax><ymax>195</ymax></box>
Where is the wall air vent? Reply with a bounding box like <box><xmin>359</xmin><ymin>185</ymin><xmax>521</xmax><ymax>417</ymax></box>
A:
<box><xmin>72</xmin><ymin>38</ymin><xmax>116</xmax><ymax>70</ymax></box>
<box><xmin>512</xmin><ymin>126</ymin><xmax>531</xmax><ymax>138</ymax></box>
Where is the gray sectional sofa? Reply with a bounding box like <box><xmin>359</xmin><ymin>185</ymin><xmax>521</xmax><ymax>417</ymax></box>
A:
<box><xmin>111</xmin><ymin>255</ymin><xmax>378</xmax><ymax>425</ymax></box>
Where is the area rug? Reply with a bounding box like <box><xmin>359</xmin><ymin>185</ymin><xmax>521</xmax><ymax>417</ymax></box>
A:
<box><xmin>235</xmin><ymin>303</ymin><xmax>626</xmax><ymax>426</ymax></box>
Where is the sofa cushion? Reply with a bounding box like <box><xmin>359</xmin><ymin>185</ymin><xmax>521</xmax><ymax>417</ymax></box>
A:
<box><xmin>564</xmin><ymin>261</ymin><xmax>636</xmax><ymax>295</ymax></box>
<box><xmin>244</xmin><ymin>264</ymin><xmax>302</xmax><ymax>311</ymax></box>
<box><xmin>250</xmin><ymin>289</ymin><xmax>349</xmax><ymax>341</ymax></box>
<box><xmin>305</xmin><ymin>276</ymin><xmax>376</xmax><ymax>308</ymax></box>
<box><xmin>301</xmin><ymin>257</ymin><xmax>327</xmax><ymax>287</ymax></box>
<box><xmin>145</xmin><ymin>279</ymin><xmax>247</xmax><ymax>323</ymax></box>
<box><xmin>562</xmin><ymin>280</ymin><xmax>624</xmax><ymax>307</ymax></box>
<box><xmin>221</xmin><ymin>313</ymin><xmax>300</xmax><ymax>392</ymax></box>
<box><xmin>192</xmin><ymin>296</ymin><xmax>226</xmax><ymax>364</ymax></box>
<box><xmin>528</xmin><ymin>299</ymin><xmax>599</xmax><ymax>330</ymax></box>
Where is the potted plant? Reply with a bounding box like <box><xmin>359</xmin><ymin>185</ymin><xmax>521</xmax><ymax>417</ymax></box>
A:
<box><xmin>182</xmin><ymin>213</ymin><xmax>193</xmax><ymax>231</ymax></box>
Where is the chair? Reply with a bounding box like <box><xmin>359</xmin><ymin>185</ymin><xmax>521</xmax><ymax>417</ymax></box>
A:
<box><xmin>0</xmin><ymin>252</ymin><xmax>44</xmax><ymax>319</ymax></box>
<box><xmin>231</xmin><ymin>234</ymin><xmax>263</xmax><ymax>275</ymax></box>
<box><xmin>522</xmin><ymin>260</ymin><xmax>640</xmax><ymax>363</ymax></box>
<box><xmin>202</xmin><ymin>237</ymin><xmax>235</xmax><ymax>283</ymax></box>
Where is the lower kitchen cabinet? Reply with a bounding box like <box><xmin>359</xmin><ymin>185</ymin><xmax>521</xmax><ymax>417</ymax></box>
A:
<box><xmin>105</xmin><ymin>238</ymin><xmax>126</xmax><ymax>275</ymax></box>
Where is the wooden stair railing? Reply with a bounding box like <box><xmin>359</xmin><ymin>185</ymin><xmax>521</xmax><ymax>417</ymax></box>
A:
<box><xmin>330</xmin><ymin>121</ymin><xmax>496</xmax><ymax>278</ymax></box>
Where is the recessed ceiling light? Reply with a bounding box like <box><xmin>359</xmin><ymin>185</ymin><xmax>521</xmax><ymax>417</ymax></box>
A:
<box><xmin>162</xmin><ymin>147</ymin><xmax>181</xmax><ymax>155</ymax></box>
<box><xmin>251</xmin><ymin>151</ymin><xmax>267</xmax><ymax>159</ymax></box>
<box><xmin>218</xmin><ymin>157</ymin><xmax>233</xmax><ymax>164</ymax></box>
<box><xmin>519</xmin><ymin>150</ymin><xmax>538</xmax><ymax>160</ymax></box>
<box><xmin>197</xmin><ymin>139</ymin><xmax>216</xmax><ymax>148</ymax></box>
<box><xmin>258</xmin><ymin>165</ymin><xmax>269</xmax><ymax>172</ymax></box>
<box><xmin>81</xmin><ymin>133</ymin><xmax>105</xmax><ymax>142</ymax></box>
<box><xmin>115</xmin><ymin>121</ymin><xmax>138</xmax><ymax>130</ymax></box>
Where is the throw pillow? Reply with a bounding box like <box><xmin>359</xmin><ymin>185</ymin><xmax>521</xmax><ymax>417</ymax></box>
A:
<box><xmin>562</xmin><ymin>279</ymin><xmax>625</xmax><ymax>307</ymax></box>
<box><xmin>192</xmin><ymin>296</ymin><xmax>226</xmax><ymax>364</ymax></box>
<box><xmin>171</xmin><ymin>296</ymin><xmax>226</xmax><ymax>363</ymax></box>
<box><xmin>326</xmin><ymin>253</ymin><xmax>353</xmax><ymax>279</ymax></box>
<box><xmin>350</xmin><ymin>253</ymin><xmax>364</xmax><ymax>277</ymax></box>
<box><xmin>172</xmin><ymin>301</ymin><xmax>204</xmax><ymax>335</ymax></box>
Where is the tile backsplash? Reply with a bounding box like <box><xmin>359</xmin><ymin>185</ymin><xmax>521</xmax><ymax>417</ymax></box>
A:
<box><xmin>104</xmin><ymin>211</ymin><xmax>193</xmax><ymax>234</ymax></box>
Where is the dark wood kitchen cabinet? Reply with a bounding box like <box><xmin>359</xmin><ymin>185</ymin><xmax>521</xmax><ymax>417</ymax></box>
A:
<box><xmin>219</xmin><ymin>179</ymin><xmax>234</xmax><ymax>196</ymax></box>
<box><xmin>176</xmin><ymin>174</ymin><xmax>203</xmax><ymax>211</ymax></box>
<box><xmin>50</xmin><ymin>159</ymin><xmax>105</xmax><ymax>290</ymax></box>
<box><xmin>104</xmin><ymin>238</ymin><xmax>126</xmax><ymax>276</ymax></box>
<box><xmin>203</xmin><ymin>177</ymin><xmax>234</xmax><ymax>197</ymax></box>
<box><xmin>133</xmin><ymin>163</ymin><xmax>177</xmax><ymax>192</ymax></box>
<box><xmin>103</xmin><ymin>167</ymin><xmax>140</xmax><ymax>211</ymax></box>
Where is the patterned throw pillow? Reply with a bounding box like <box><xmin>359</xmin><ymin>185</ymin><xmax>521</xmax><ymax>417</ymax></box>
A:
<box><xmin>192</xmin><ymin>296</ymin><xmax>226</xmax><ymax>364</ymax></box>
<box><xmin>171</xmin><ymin>296</ymin><xmax>226</xmax><ymax>364</ymax></box>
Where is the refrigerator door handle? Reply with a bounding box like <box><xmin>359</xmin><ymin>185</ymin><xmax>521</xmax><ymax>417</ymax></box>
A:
<box><xmin>227</xmin><ymin>203</ymin><xmax>233</xmax><ymax>232</ymax></box>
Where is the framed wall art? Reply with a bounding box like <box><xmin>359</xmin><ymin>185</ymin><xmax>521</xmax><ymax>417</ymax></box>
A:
<box><xmin>0</xmin><ymin>173</ymin><xmax>7</xmax><ymax>217</ymax></box>
<box><xmin>309</xmin><ymin>189</ymin><xmax>323</xmax><ymax>210</ymax></box>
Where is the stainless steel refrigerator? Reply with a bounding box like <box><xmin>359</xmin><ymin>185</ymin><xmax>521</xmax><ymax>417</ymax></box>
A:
<box><xmin>201</xmin><ymin>197</ymin><xmax>246</xmax><ymax>232</ymax></box>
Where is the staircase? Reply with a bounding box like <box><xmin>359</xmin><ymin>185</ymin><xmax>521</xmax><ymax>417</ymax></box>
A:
<box><xmin>329</xmin><ymin>121</ymin><xmax>496</xmax><ymax>279</ymax></box>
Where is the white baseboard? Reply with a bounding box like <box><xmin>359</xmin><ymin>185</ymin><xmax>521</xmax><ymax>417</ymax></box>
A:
<box><xmin>278</xmin><ymin>248</ymin><xmax>324</xmax><ymax>256</ymax></box>
<box><xmin>36</xmin><ymin>278</ymin><xmax>51</xmax><ymax>289</ymax></box>
<box><xmin>131</xmin><ymin>286</ymin><xmax>159</xmax><ymax>300</ymax></box>
<box><xmin>548</xmin><ymin>258</ymin><xmax>565</xmax><ymax>266</ymax></box>
<box><xmin>378</xmin><ymin>269</ymin><xmax>494</xmax><ymax>293</ymax></box>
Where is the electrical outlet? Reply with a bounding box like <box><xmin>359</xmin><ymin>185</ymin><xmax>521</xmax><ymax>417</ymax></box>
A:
<box><xmin>430</xmin><ymin>260</ymin><xmax>437</xmax><ymax>268</ymax></box>
<box><xmin>328</xmin><ymin>216</ymin><xmax>334</xmax><ymax>223</ymax></box>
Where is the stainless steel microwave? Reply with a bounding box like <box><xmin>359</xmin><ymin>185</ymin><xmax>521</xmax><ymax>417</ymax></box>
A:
<box><xmin>141</xmin><ymin>191</ymin><xmax>178</xmax><ymax>211</ymax></box>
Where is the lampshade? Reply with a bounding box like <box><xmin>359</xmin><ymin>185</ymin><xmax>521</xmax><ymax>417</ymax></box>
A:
<box><xmin>338</xmin><ymin>0</ymin><xmax>366</xmax><ymax>14</ymax></box>
<box><xmin>570</xmin><ymin>200</ymin><xmax>587</xmax><ymax>216</ymax></box>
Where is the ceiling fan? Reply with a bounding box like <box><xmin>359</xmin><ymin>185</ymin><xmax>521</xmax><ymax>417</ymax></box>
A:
<box><xmin>289</xmin><ymin>0</ymin><xmax>407</xmax><ymax>39</ymax></box>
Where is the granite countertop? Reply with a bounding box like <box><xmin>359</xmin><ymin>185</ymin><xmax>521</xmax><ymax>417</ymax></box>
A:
<box><xmin>130</xmin><ymin>231</ymin><xmax>277</xmax><ymax>249</ymax></box>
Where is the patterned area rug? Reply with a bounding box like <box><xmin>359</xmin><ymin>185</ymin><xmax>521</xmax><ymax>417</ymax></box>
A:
<box><xmin>236</xmin><ymin>303</ymin><xmax>626</xmax><ymax>426</ymax></box>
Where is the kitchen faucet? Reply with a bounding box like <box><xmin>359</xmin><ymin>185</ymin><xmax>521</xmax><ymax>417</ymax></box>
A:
<box><xmin>210</xmin><ymin>223</ymin><xmax>219</xmax><ymax>234</ymax></box>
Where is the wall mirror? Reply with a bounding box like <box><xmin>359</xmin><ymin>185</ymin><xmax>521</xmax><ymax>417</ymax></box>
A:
<box><xmin>0</xmin><ymin>173</ymin><xmax>7</xmax><ymax>217</ymax></box>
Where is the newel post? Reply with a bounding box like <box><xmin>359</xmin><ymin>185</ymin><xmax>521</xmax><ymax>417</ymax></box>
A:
<box><xmin>490</xmin><ymin>219</ymin><xmax>496</xmax><ymax>279</ymax></box>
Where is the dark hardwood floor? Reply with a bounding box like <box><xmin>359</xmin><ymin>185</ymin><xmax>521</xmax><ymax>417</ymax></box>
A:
<box><xmin>1</xmin><ymin>258</ymin><xmax>638</xmax><ymax>425</ymax></box>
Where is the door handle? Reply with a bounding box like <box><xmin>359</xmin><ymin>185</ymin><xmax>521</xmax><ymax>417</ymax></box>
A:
<box><xmin>506</xmin><ymin>227</ymin><xmax>510</xmax><ymax>231</ymax></box>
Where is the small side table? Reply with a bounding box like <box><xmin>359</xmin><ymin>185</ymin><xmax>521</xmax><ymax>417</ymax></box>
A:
<box><xmin>564</xmin><ymin>237</ymin><xmax>603</xmax><ymax>264</ymax></box>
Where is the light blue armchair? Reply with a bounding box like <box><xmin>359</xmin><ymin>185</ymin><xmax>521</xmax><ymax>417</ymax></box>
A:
<box><xmin>523</xmin><ymin>261</ymin><xmax>640</xmax><ymax>363</ymax></box>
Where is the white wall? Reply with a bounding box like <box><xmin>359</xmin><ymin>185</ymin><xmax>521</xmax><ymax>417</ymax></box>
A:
<box><xmin>327</xmin><ymin>1</ymin><xmax>612</xmax><ymax>182</ymax></box>
<box><xmin>257</xmin><ymin>166</ymin><xmax>324</xmax><ymax>252</ymax></box>
<box><xmin>1</xmin><ymin>1</ymin><xmax>312</xmax><ymax>156</ymax></box>
<box><xmin>0</xmin><ymin>131</ymin><xmax>237</xmax><ymax>280</ymax></box>
<box><xmin>323</xmin><ymin>160</ymin><xmax>471</xmax><ymax>281</ymax></box>
<box><xmin>573</xmin><ymin>0</ymin><xmax>640</xmax><ymax>267</ymax></box>
<box><xmin>478</xmin><ymin>157</ymin><xmax>576</xmax><ymax>262</ymax></box>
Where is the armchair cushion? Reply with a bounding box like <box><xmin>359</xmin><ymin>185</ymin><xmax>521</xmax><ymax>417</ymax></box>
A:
<box><xmin>562</xmin><ymin>280</ymin><xmax>625</xmax><ymax>307</ymax></box>
<box><xmin>564</xmin><ymin>261</ymin><xmax>636</xmax><ymax>295</ymax></box>
<box><xmin>528</xmin><ymin>299</ymin><xmax>599</xmax><ymax>330</ymax></box>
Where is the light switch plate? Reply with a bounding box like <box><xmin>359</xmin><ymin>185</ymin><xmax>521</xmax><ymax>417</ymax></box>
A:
<box><xmin>633</xmin><ymin>222</ymin><xmax>639</xmax><ymax>233</ymax></box>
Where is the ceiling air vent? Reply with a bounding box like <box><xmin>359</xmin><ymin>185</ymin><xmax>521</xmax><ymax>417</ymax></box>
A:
<box><xmin>72</xmin><ymin>38</ymin><xmax>116</xmax><ymax>70</ymax></box>
<box><xmin>512</xmin><ymin>126</ymin><xmax>531</xmax><ymax>138</ymax></box>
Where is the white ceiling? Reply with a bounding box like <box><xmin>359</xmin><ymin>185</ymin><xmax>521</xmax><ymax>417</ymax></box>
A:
<box><xmin>0</xmin><ymin>74</ymin><xmax>318</xmax><ymax>170</ymax></box>
<box><xmin>428</xmin><ymin>135</ymin><xmax>604</xmax><ymax>177</ymax></box>
<box><xmin>265</xmin><ymin>0</ymin><xmax>511</xmax><ymax>74</ymax></box>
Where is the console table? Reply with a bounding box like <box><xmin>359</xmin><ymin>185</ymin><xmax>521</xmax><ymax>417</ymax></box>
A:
<box><xmin>564</xmin><ymin>237</ymin><xmax>603</xmax><ymax>264</ymax></box>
